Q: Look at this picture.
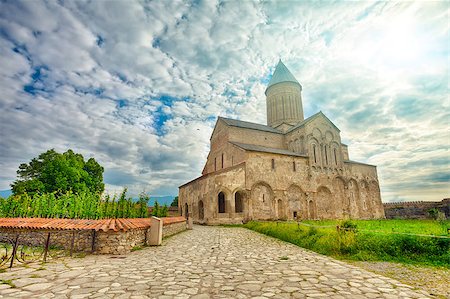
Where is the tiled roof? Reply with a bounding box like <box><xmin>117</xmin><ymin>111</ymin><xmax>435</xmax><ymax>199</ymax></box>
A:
<box><xmin>230</xmin><ymin>141</ymin><xmax>308</xmax><ymax>157</ymax></box>
<box><xmin>0</xmin><ymin>216</ymin><xmax>186</xmax><ymax>232</ymax></box>
<box><xmin>219</xmin><ymin>117</ymin><xmax>282</xmax><ymax>134</ymax></box>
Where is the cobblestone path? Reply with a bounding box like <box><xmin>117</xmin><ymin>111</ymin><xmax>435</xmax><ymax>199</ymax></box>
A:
<box><xmin>0</xmin><ymin>226</ymin><xmax>433</xmax><ymax>298</ymax></box>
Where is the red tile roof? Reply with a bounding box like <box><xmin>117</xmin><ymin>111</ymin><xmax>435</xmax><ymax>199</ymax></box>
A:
<box><xmin>0</xmin><ymin>216</ymin><xmax>186</xmax><ymax>232</ymax></box>
<box><xmin>162</xmin><ymin>216</ymin><xmax>185</xmax><ymax>225</ymax></box>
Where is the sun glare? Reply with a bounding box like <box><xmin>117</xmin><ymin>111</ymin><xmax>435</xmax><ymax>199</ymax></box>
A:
<box><xmin>350</xmin><ymin>14</ymin><xmax>427</xmax><ymax>72</ymax></box>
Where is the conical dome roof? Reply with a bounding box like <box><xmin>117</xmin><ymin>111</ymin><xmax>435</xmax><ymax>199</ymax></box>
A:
<box><xmin>265</xmin><ymin>60</ymin><xmax>301</xmax><ymax>93</ymax></box>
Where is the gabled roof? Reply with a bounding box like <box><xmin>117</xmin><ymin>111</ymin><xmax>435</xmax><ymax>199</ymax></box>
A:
<box><xmin>230</xmin><ymin>141</ymin><xmax>308</xmax><ymax>157</ymax></box>
<box><xmin>286</xmin><ymin>111</ymin><xmax>341</xmax><ymax>133</ymax></box>
<box><xmin>266</xmin><ymin>60</ymin><xmax>301</xmax><ymax>93</ymax></box>
<box><xmin>219</xmin><ymin>117</ymin><xmax>282</xmax><ymax>134</ymax></box>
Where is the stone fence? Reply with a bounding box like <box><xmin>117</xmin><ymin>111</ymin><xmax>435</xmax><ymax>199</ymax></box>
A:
<box><xmin>383</xmin><ymin>198</ymin><xmax>449</xmax><ymax>219</ymax></box>
<box><xmin>0</xmin><ymin>216</ymin><xmax>188</xmax><ymax>267</ymax></box>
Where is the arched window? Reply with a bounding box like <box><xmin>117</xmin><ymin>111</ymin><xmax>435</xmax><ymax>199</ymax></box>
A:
<box><xmin>235</xmin><ymin>192</ymin><xmax>243</xmax><ymax>213</ymax></box>
<box><xmin>313</xmin><ymin>145</ymin><xmax>317</xmax><ymax>163</ymax></box>
<box><xmin>325</xmin><ymin>147</ymin><xmax>328</xmax><ymax>165</ymax></box>
<box><xmin>221</xmin><ymin>153</ymin><xmax>224</xmax><ymax>169</ymax></box>
<box><xmin>271</xmin><ymin>159</ymin><xmax>275</xmax><ymax>170</ymax></box>
<box><xmin>218</xmin><ymin>192</ymin><xmax>226</xmax><ymax>213</ymax></box>
<box><xmin>214</xmin><ymin>158</ymin><xmax>217</xmax><ymax>171</ymax></box>
<box><xmin>333</xmin><ymin>149</ymin><xmax>337</xmax><ymax>165</ymax></box>
<box><xmin>293</xmin><ymin>161</ymin><xmax>296</xmax><ymax>171</ymax></box>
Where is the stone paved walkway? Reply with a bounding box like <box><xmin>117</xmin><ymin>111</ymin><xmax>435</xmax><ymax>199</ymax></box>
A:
<box><xmin>0</xmin><ymin>226</ymin><xmax>433</xmax><ymax>298</ymax></box>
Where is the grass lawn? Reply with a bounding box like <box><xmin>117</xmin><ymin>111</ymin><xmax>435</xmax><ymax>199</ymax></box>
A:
<box><xmin>243</xmin><ymin>219</ymin><xmax>450</xmax><ymax>267</ymax></box>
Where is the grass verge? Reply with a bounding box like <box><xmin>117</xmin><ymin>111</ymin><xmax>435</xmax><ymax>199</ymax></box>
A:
<box><xmin>243</xmin><ymin>220</ymin><xmax>450</xmax><ymax>267</ymax></box>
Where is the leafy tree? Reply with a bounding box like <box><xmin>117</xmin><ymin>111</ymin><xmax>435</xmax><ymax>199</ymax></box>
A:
<box><xmin>11</xmin><ymin>149</ymin><xmax>104</xmax><ymax>196</ymax></box>
<box><xmin>171</xmin><ymin>196</ymin><xmax>178</xmax><ymax>207</ymax></box>
<box><xmin>151</xmin><ymin>200</ymin><xmax>168</xmax><ymax>217</ymax></box>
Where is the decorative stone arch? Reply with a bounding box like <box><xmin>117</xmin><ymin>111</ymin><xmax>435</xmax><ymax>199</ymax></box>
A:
<box><xmin>316</xmin><ymin>186</ymin><xmax>333</xmax><ymax>218</ymax></box>
<box><xmin>332</xmin><ymin>176</ymin><xmax>347</xmax><ymax>218</ymax></box>
<box><xmin>312</xmin><ymin>127</ymin><xmax>323</xmax><ymax>139</ymax></box>
<box><xmin>293</xmin><ymin>139</ymin><xmax>299</xmax><ymax>152</ymax></box>
<box><xmin>330</xmin><ymin>141</ymin><xmax>341</xmax><ymax>167</ymax></box>
<box><xmin>299</xmin><ymin>136</ymin><xmax>305</xmax><ymax>153</ymax></box>
<box><xmin>232</xmin><ymin>188</ymin><xmax>246</xmax><ymax>213</ymax></box>
<box><xmin>348</xmin><ymin>179</ymin><xmax>360</xmax><ymax>218</ymax></box>
<box><xmin>250</xmin><ymin>181</ymin><xmax>274</xmax><ymax>220</ymax></box>
<box><xmin>288</xmin><ymin>140</ymin><xmax>294</xmax><ymax>151</ymax></box>
<box><xmin>308</xmin><ymin>137</ymin><xmax>321</xmax><ymax>166</ymax></box>
<box><xmin>287</xmin><ymin>184</ymin><xmax>306</xmax><ymax>220</ymax></box>
<box><xmin>215</xmin><ymin>187</ymin><xmax>231</xmax><ymax>215</ymax></box>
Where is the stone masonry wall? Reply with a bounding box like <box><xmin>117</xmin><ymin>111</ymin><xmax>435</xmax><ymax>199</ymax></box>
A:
<box><xmin>162</xmin><ymin>221</ymin><xmax>186</xmax><ymax>238</ymax></box>
<box><xmin>0</xmin><ymin>218</ymin><xmax>189</xmax><ymax>255</ymax></box>
<box><xmin>384</xmin><ymin>199</ymin><xmax>450</xmax><ymax>219</ymax></box>
<box><xmin>0</xmin><ymin>229</ymin><xmax>93</xmax><ymax>252</ymax></box>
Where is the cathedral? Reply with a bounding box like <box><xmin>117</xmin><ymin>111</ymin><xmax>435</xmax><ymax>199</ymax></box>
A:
<box><xmin>179</xmin><ymin>60</ymin><xmax>385</xmax><ymax>224</ymax></box>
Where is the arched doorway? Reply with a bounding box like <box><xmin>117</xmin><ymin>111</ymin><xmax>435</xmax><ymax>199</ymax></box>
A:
<box><xmin>218</xmin><ymin>192</ymin><xmax>226</xmax><ymax>213</ymax></box>
<box><xmin>287</xmin><ymin>184</ymin><xmax>305</xmax><ymax>220</ymax></box>
<box><xmin>235</xmin><ymin>192</ymin><xmax>243</xmax><ymax>213</ymax></box>
<box><xmin>198</xmin><ymin>200</ymin><xmax>204</xmax><ymax>220</ymax></box>
<box><xmin>185</xmin><ymin>203</ymin><xmax>189</xmax><ymax>218</ymax></box>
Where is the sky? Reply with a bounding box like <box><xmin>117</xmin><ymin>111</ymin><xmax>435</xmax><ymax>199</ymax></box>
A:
<box><xmin>0</xmin><ymin>1</ymin><xmax>448</xmax><ymax>202</ymax></box>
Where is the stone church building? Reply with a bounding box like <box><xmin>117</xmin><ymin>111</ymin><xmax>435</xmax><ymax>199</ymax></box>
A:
<box><xmin>179</xmin><ymin>60</ymin><xmax>385</xmax><ymax>224</ymax></box>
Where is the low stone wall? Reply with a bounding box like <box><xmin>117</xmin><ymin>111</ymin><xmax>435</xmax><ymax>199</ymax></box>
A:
<box><xmin>95</xmin><ymin>228</ymin><xmax>149</xmax><ymax>255</ymax></box>
<box><xmin>162</xmin><ymin>221</ymin><xmax>186</xmax><ymax>238</ymax></box>
<box><xmin>0</xmin><ymin>229</ymin><xmax>93</xmax><ymax>252</ymax></box>
<box><xmin>0</xmin><ymin>217</ymin><xmax>188</xmax><ymax>256</ymax></box>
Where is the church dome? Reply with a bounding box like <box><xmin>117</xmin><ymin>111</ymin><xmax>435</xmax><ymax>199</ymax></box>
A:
<box><xmin>265</xmin><ymin>60</ymin><xmax>302</xmax><ymax>94</ymax></box>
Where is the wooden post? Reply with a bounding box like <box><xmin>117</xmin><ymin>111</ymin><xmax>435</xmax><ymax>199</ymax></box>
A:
<box><xmin>43</xmin><ymin>232</ymin><xmax>51</xmax><ymax>263</ymax></box>
<box><xmin>148</xmin><ymin>217</ymin><xmax>162</xmax><ymax>246</ymax></box>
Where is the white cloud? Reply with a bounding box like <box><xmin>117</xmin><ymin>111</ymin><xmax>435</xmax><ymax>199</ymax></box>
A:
<box><xmin>0</xmin><ymin>0</ymin><xmax>448</xmax><ymax>201</ymax></box>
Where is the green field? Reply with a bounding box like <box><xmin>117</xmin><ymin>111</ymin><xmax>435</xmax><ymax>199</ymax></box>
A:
<box><xmin>243</xmin><ymin>219</ymin><xmax>450</xmax><ymax>267</ymax></box>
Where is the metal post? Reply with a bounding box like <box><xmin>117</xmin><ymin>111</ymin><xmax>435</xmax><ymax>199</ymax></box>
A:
<box><xmin>9</xmin><ymin>235</ymin><xmax>19</xmax><ymax>268</ymax></box>
<box><xmin>43</xmin><ymin>232</ymin><xmax>50</xmax><ymax>263</ymax></box>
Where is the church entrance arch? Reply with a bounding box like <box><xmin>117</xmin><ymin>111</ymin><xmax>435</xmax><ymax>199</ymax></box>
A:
<box><xmin>218</xmin><ymin>192</ymin><xmax>226</xmax><ymax>213</ymax></box>
<box><xmin>198</xmin><ymin>200</ymin><xmax>204</xmax><ymax>220</ymax></box>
